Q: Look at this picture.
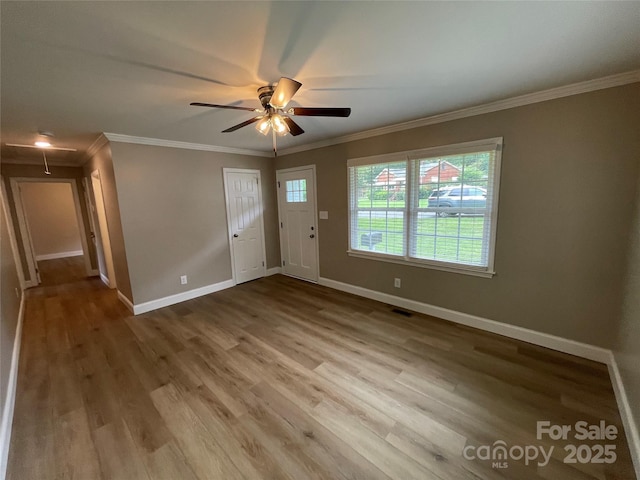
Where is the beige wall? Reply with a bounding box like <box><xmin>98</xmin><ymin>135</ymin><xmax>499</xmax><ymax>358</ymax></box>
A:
<box><xmin>83</xmin><ymin>143</ymin><xmax>133</xmax><ymax>301</ymax></box>
<box><xmin>616</xmin><ymin>167</ymin><xmax>640</xmax><ymax>442</ymax></box>
<box><xmin>109</xmin><ymin>142</ymin><xmax>278</xmax><ymax>305</ymax></box>
<box><xmin>0</xmin><ymin>164</ymin><xmax>98</xmax><ymax>281</ymax></box>
<box><xmin>0</xmin><ymin>187</ymin><xmax>22</xmax><ymax>422</ymax></box>
<box><xmin>276</xmin><ymin>82</ymin><xmax>640</xmax><ymax>348</ymax></box>
<box><xmin>20</xmin><ymin>182</ymin><xmax>82</xmax><ymax>258</ymax></box>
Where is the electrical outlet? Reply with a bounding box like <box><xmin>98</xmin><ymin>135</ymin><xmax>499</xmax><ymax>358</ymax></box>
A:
<box><xmin>394</xmin><ymin>278</ymin><xmax>401</xmax><ymax>288</ymax></box>
<box><xmin>180</xmin><ymin>275</ymin><xmax>188</xmax><ymax>285</ymax></box>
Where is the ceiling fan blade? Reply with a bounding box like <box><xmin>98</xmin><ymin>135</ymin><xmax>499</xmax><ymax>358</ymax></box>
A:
<box><xmin>222</xmin><ymin>116</ymin><xmax>262</xmax><ymax>133</ymax></box>
<box><xmin>190</xmin><ymin>102</ymin><xmax>259</xmax><ymax>112</ymax></box>
<box><xmin>269</xmin><ymin>77</ymin><xmax>302</xmax><ymax>109</ymax></box>
<box><xmin>290</xmin><ymin>107</ymin><xmax>351</xmax><ymax>117</ymax></box>
<box><xmin>283</xmin><ymin>117</ymin><xmax>304</xmax><ymax>136</ymax></box>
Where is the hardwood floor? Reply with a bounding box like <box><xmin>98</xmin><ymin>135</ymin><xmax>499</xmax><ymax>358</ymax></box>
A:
<box><xmin>37</xmin><ymin>255</ymin><xmax>87</xmax><ymax>287</ymax></box>
<box><xmin>7</xmin><ymin>264</ymin><xmax>637</xmax><ymax>479</ymax></box>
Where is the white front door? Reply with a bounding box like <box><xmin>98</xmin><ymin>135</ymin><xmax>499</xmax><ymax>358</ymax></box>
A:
<box><xmin>276</xmin><ymin>166</ymin><xmax>318</xmax><ymax>282</ymax></box>
<box><xmin>223</xmin><ymin>169</ymin><xmax>266</xmax><ymax>284</ymax></box>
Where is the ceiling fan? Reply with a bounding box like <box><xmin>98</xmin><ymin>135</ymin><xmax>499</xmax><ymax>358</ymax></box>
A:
<box><xmin>190</xmin><ymin>77</ymin><xmax>351</xmax><ymax>156</ymax></box>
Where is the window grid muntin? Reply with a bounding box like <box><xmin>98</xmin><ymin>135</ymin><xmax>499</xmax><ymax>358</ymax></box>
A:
<box><xmin>351</xmin><ymin>161</ymin><xmax>407</xmax><ymax>256</ymax></box>
<box><xmin>286</xmin><ymin>179</ymin><xmax>307</xmax><ymax>203</ymax></box>
<box><xmin>408</xmin><ymin>151</ymin><xmax>493</xmax><ymax>266</ymax></box>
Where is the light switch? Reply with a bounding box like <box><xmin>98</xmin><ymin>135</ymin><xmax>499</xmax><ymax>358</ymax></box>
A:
<box><xmin>319</xmin><ymin>211</ymin><xmax>329</xmax><ymax>220</ymax></box>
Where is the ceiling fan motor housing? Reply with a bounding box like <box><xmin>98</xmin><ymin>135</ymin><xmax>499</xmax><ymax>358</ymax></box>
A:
<box><xmin>258</xmin><ymin>86</ymin><xmax>275</xmax><ymax>109</ymax></box>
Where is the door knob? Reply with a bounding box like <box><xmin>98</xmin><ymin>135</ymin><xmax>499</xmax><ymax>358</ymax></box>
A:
<box><xmin>309</xmin><ymin>234</ymin><xmax>315</xmax><ymax>238</ymax></box>
<box><xmin>233</xmin><ymin>234</ymin><xmax>239</xmax><ymax>238</ymax></box>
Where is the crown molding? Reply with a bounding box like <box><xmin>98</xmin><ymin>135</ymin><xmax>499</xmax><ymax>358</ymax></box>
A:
<box><xmin>279</xmin><ymin>69</ymin><xmax>640</xmax><ymax>156</ymax></box>
<box><xmin>103</xmin><ymin>133</ymin><xmax>272</xmax><ymax>158</ymax></box>
<box><xmin>81</xmin><ymin>133</ymin><xmax>109</xmax><ymax>164</ymax></box>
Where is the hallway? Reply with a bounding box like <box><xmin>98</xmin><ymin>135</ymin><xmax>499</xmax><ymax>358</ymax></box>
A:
<box><xmin>37</xmin><ymin>255</ymin><xmax>88</xmax><ymax>287</ymax></box>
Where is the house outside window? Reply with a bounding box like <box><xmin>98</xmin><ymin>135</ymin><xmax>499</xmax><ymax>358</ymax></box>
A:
<box><xmin>348</xmin><ymin>137</ymin><xmax>503</xmax><ymax>277</ymax></box>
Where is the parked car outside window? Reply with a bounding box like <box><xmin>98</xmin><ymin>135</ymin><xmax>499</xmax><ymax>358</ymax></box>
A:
<box><xmin>428</xmin><ymin>184</ymin><xmax>486</xmax><ymax>216</ymax></box>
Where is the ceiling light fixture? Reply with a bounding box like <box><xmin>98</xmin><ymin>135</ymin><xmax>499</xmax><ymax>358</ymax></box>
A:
<box><xmin>6</xmin><ymin>132</ymin><xmax>77</xmax><ymax>175</ymax></box>
<box><xmin>6</xmin><ymin>143</ymin><xmax>77</xmax><ymax>152</ymax></box>
<box><xmin>271</xmin><ymin>114</ymin><xmax>289</xmax><ymax>136</ymax></box>
<box><xmin>255</xmin><ymin>117</ymin><xmax>271</xmax><ymax>135</ymax></box>
<box><xmin>254</xmin><ymin>113</ymin><xmax>290</xmax><ymax>137</ymax></box>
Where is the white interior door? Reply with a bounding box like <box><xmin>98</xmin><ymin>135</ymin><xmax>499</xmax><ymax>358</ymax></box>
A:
<box><xmin>10</xmin><ymin>179</ymin><xmax>40</xmax><ymax>286</ymax></box>
<box><xmin>84</xmin><ymin>177</ymin><xmax>106</xmax><ymax>280</ymax></box>
<box><xmin>91</xmin><ymin>170</ymin><xmax>116</xmax><ymax>288</ymax></box>
<box><xmin>223</xmin><ymin>169</ymin><xmax>266</xmax><ymax>284</ymax></box>
<box><xmin>276</xmin><ymin>166</ymin><xmax>318</xmax><ymax>282</ymax></box>
<box><xmin>20</xmin><ymin>188</ymin><xmax>41</xmax><ymax>284</ymax></box>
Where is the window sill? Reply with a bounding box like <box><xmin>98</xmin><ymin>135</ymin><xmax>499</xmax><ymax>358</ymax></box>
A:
<box><xmin>347</xmin><ymin>250</ymin><xmax>496</xmax><ymax>278</ymax></box>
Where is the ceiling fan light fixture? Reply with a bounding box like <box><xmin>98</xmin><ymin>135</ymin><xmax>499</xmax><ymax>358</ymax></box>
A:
<box><xmin>35</xmin><ymin>140</ymin><xmax>52</xmax><ymax>148</ymax></box>
<box><xmin>271</xmin><ymin>114</ymin><xmax>289</xmax><ymax>135</ymax></box>
<box><xmin>190</xmin><ymin>76</ymin><xmax>350</xmax><ymax>147</ymax></box>
<box><xmin>255</xmin><ymin>117</ymin><xmax>271</xmax><ymax>135</ymax></box>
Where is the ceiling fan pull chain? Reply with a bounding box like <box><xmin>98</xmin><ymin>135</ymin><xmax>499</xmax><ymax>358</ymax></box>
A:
<box><xmin>42</xmin><ymin>150</ymin><xmax>51</xmax><ymax>175</ymax></box>
<box><xmin>272</xmin><ymin>129</ymin><xmax>278</xmax><ymax>158</ymax></box>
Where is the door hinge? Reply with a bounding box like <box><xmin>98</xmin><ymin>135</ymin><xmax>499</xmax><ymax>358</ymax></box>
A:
<box><xmin>262</xmin><ymin>261</ymin><xmax>265</xmax><ymax>267</ymax></box>
<box><xmin>280</xmin><ymin>222</ymin><xmax>283</xmax><ymax>228</ymax></box>
<box><xmin>277</xmin><ymin>181</ymin><xmax>281</xmax><ymax>188</ymax></box>
<box><xmin>256</xmin><ymin>178</ymin><xmax>259</xmax><ymax>184</ymax></box>
<box><xmin>282</xmin><ymin>260</ymin><xmax>285</xmax><ymax>266</ymax></box>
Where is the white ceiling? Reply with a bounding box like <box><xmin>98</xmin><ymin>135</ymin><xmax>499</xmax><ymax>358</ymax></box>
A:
<box><xmin>2</xmin><ymin>1</ymin><xmax>639</xmax><ymax>164</ymax></box>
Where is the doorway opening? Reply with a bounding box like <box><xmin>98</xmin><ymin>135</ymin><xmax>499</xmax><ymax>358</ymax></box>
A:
<box><xmin>9</xmin><ymin>177</ymin><xmax>94</xmax><ymax>288</ymax></box>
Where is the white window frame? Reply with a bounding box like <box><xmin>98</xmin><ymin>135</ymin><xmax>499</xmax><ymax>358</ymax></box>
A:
<box><xmin>347</xmin><ymin>137</ymin><xmax>503</xmax><ymax>278</ymax></box>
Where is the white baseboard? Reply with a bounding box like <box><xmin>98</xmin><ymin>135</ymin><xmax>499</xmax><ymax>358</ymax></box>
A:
<box><xmin>131</xmin><ymin>279</ymin><xmax>235</xmax><ymax>315</ymax></box>
<box><xmin>117</xmin><ymin>290</ymin><xmax>134</xmax><ymax>313</ymax></box>
<box><xmin>100</xmin><ymin>273</ymin><xmax>110</xmax><ymax>287</ymax></box>
<box><xmin>0</xmin><ymin>292</ymin><xmax>25</xmax><ymax>480</ymax></box>
<box><xmin>318</xmin><ymin>277</ymin><xmax>612</xmax><ymax>364</ymax></box>
<box><xmin>35</xmin><ymin>250</ymin><xmax>83</xmax><ymax>261</ymax></box>
<box><xmin>608</xmin><ymin>356</ymin><xmax>640</xmax><ymax>478</ymax></box>
<box><xmin>121</xmin><ymin>269</ymin><xmax>279</xmax><ymax>316</ymax></box>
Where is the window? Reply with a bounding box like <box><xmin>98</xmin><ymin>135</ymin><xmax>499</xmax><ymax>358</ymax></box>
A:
<box><xmin>286</xmin><ymin>179</ymin><xmax>307</xmax><ymax>203</ymax></box>
<box><xmin>348</xmin><ymin>138</ymin><xmax>502</xmax><ymax>276</ymax></box>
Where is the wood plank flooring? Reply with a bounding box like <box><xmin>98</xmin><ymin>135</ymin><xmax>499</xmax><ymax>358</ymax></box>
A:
<box><xmin>7</xmin><ymin>259</ymin><xmax>637</xmax><ymax>479</ymax></box>
<box><xmin>37</xmin><ymin>255</ymin><xmax>87</xmax><ymax>287</ymax></box>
